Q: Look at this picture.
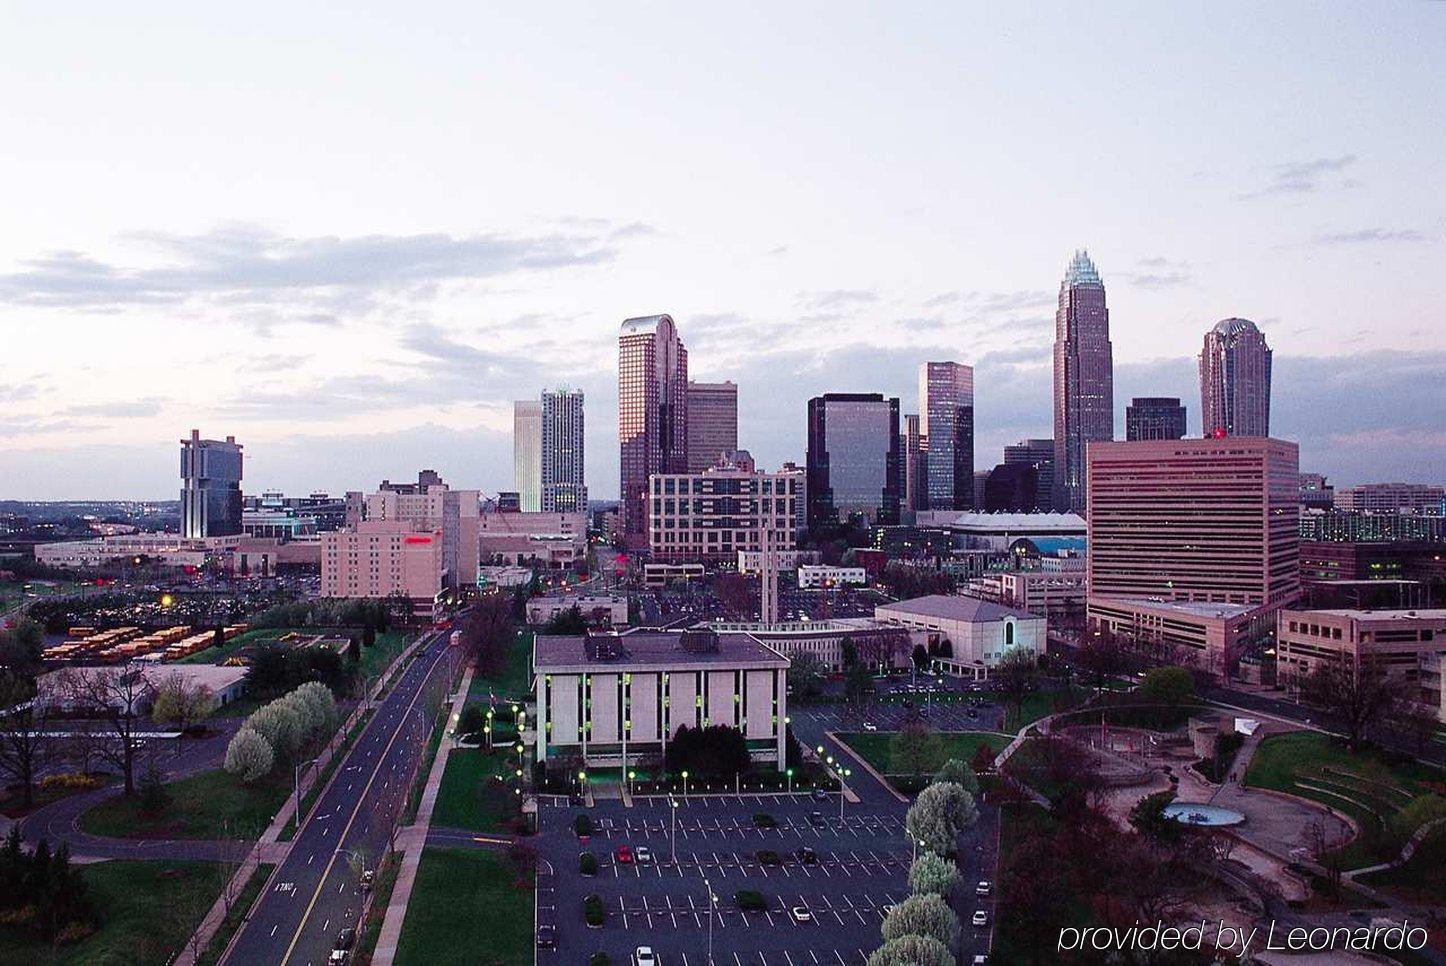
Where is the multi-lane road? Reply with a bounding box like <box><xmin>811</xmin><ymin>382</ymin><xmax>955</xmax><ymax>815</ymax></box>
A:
<box><xmin>223</xmin><ymin>630</ymin><xmax>454</xmax><ymax>966</ymax></box>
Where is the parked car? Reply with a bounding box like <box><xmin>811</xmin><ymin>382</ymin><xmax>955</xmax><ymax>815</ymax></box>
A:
<box><xmin>328</xmin><ymin>952</ymin><xmax>348</xmax><ymax>965</ymax></box>
<box><xmin>811</xmin><ymin>788</ymin><xmax>830</xmax><ymax>802</ymax></box>
<box><xmin>972</xmin><ymin>956</ymin><xmax>989</xmax><ymax>965</ymax></box>
<box><xmin>359</xmin><ymin>869</ymin><xmax>374</xmax><ymax>891</ymax></box>
<box><xmin>535</xmin><ymin>925</ymin><xmax>557</xmax><ymax>948</ymax></box>
<box><xmin>862</xmin><ymin>722</ymin><xmax>878</xmax><ymax>732</ymax></box>
<box><xmin>808</xmin><ymin>811</ymin><xmax>826</xmax><ymax>826</ymax></box>
<box><xmin>972</xmin><ymin>909</ymin><xmax>989</xmax><ymax>927</ymax></box>
<box><xmin>976</xmin><ymin>880</ymin><xmax>992</xmax><ymax>895</ymax></box>
<box><xmin>795</xmin><ymin>846</ymin><xmax>817</xmax><ymax>864</ymax></box>
<box><xmin>335</xmin><ymin>928</ymin><xmax>356</xmax><ymax>950</ymax></box>
<box><xmin>634</xmin><ymin>845</ymin><xmax>653</xmax><ymax>864</ymax></box>
<box><xmin>615</xmin><ymin>844</ymin><xmax>633</xmax><ymax>864</ymax></box>
<box><xmin>790</xmin><ymin>906</ymin><xmax>813</xmax><ymax>923</ymax></box>
<box><xmin>634</xmin><ymin>946</ymin><xmax>658</xmax><ymax>966</ymax></box>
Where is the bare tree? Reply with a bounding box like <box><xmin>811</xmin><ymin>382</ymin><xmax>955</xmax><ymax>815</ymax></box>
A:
<box><xmin>1298</xmin><ymin>656</ymin><xmax>1407</xmax><ymax>749</ymax></box>
<box><xmin>0</xmin><ymin>677</ymin><xmax>56</xmax><ymax>809</ymax></box>
<box><xmin>1074</xmin><ymin>629</ymin><xmax>1126</xmax><ymax>689</ymax></box>
<box><xmin>57</xmin><ymin>664</ymin><xmax>154</xmax><ymax>795</ymax></box>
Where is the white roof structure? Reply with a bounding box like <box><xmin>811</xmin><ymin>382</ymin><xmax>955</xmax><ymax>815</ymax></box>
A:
<box><xmin>913</xmin><ymin>511</ymin><xmax>1086</xmax><ymax>535</ymax></box>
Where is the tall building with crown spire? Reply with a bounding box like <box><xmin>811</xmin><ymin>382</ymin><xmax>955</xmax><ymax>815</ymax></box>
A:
<box><xmin>1200</xmin><ymin>318</ymin><xmax>1272</xmax><ymax>438</ymax></box>
<box><xmin>1052</xmin><ymin>250</ymin><xmax>1114</xmax><ymax>512</ymax></box>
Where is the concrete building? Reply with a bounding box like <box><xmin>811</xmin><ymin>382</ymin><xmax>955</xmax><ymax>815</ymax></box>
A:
<box><xmin>737</xmin><ymin>549</ymin><xmax>820</xmax><ymax>574</ymax></box>
<box><xmin>1086</xmin><ymin>436</ymin><xmax>1300</xmax><ymax>676</ymax></box>
<box><xmin>533</xmin><ymin>628</ymin><xmax>788</xmax><ymax>771</ymax></box>
<box><xmin>1300</xmin><ymin>510</ymin><xmax>1446</xmax><ymax>543</ymax></box>
<box><xmin>685</xmin><ymin>381</ymin><xmax>738</xmax><ymax>473</ymax></box>
<box><xmin>647</xmin><ymin>460</ymin><xmax>799</xmax><ymax>563</ymax></box>
<box><xmin>1299</xmin><ymin>473</ymin><xmax>1334</xmax><ymax>511</ymax></box>
<box><xmin>1125</xmin><ymin>397</ymin><xmax>1187</xmax><ymax>441</ymax></box>
<box><xmin>513</xmin><ymin>400</ymin><xmax>542</xmax><ymax>513</ymax></box>
<box><xmin>526</xmin><ymin>594</ymin><xmax>629</xmax><ymax>627</ymax></box>
<box><xmin>796</xmin><ymin>565</ymin><xmax>867</xmax><ymax>589</ymax></box>
<box><xmin>1335</xmin><ymin>484</ymin><xmax>1445</xmax><ymax>515</ymax></box>
<box><xmin>1052</xmin><ymin>251</ymin><xmax>1113</xmax><ymax>512</ymax></box>
<box><xmin>1420</xmin><ymin>653</ymin><xmax>1446</xmax><ymax>724</ymax></box>
<box><xmin>619</xmin><ymin>315</ymin><xmax>689</xmax><ymax>550</ymax></box>
<box><xmin>35</xmin><ymin>533</ymin><xmax>237</xmax><ymax>569</ymax></box>
<box><xmin>1200</xmin><ymin>318</ymin><xmax>1272</xmax><ymax>438</ymax></box>
<box><xmin>901</xmin><ymin>413</ymin><xmax>926</xmax><ymax>517</ymax></box>
<box><xmin>1088</xmin><ymin>598</ymin><xmax>1260</xmax><ymax>675</ymax></box>
<box><xmin>321</xmin><ymin>520</ymin><xmax>445</xmax><ymax>618</ymax></box>
<box><xmin>180</xmin><ymin>429</ymin><xmax>243</xmax><ymax>538</ymax></box>
<box><xmin>1276</xmin><ymin>608</ymin><xmax>1446</xmax><ymax>685</ymax></box>
<box><xmin>806</xmin><ymin>393</ymin><xmax>901</xmax><ymax>531</ymax></box>
<box><xmin>874</xmin><ymin>595</ymin><xmax>1044</xmax><ymax>677</ymax></box>
<box><xmin>919</xmin><ymin>361</ymin><xmax>974</xmax><ymax>511</ymax></box>
<box><xmin>967</xmin><ymin>570</ymin><xmax>1087</xmax><ymax>622</ymax></box>
<box><xmin>364</xmin><ymin>474</ymin><xmax>479</xmax><ymax>588</ymax></box>
<box><xmin>706</xmin><ymin>618</ymin><xmax>917</xmax><ymax>672</ymax></box>
<box><xmin>540</xmin><ymin>389</ymin><xmax>587</xmax><ymax>514</ymax></box>
<box><xmin>478</xmin><ymin>510</ymin><xmax>587</xmax><ymax>568</ymax></box>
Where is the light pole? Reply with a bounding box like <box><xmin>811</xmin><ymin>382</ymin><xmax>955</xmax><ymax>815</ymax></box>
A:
<box><xmin>516</xmin><ymin>741</ymin><xmax>525</xmax><ymax>786</ymax></box>
<box><xmin>838</xmin><ymin>766</ymin><xmax>851</xmax><ymax>821</ymax></box>
<box><xmin>293</xmin><ymin>756</ymin><xmax>320</xmax><ymax>821</ymax></box>
<box><xmin>682</xmin><ymin>769</ymin><xmax>690</xmax><ymax>798</ymax></box>
<box><xmin>627</xmin><ymin>769</ymin><xmax>636</xmax><ymax>797</ymax></box>
<box><xmin>785</xmin><ymin>767</ymin><xmax>793</xmax><ymax>795</ymax></box>
<box><xmin>669</xmin><ymin>795</ymin><xmax>678</xmax><ymax>864</ymax></box>
<box><xmin>702</xmin><ymin>873</ymin><xmax>717</xmax><ymax>965</ymax></box>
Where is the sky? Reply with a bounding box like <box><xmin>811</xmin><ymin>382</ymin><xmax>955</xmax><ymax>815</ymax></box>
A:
<box><xmin>2</xmin><ymin>2</ymin><xmax>1444</xmax><ymax>500</ymax></box>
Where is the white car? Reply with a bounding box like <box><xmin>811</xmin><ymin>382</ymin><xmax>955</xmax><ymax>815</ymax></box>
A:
<box><xmin>635</xmin><ymin>846</ymin><xmax>653</xmax><ymax>864</ymax></box>
<box><xmin>862</xmin><ymin>722</ymin><xmax>878</xmax><ymax>732</ymax></box>
<box><xmin>790</xmin><ymin>906</ymin><xmax>813</xmax><ymax>922</ymax></box>
<box><xmin>634</xmin><ymin>947</ymin><xmax>658</xmax><ymax>966</ymax></box>
<box><xmin>972</xmin><ymin>909</ymin><xmax>989</xmax><ymax>927</ymax></box>
<box><xmin>975</xmin><ymin>880</ymin><xmax>992</xmax><ymax>896</ymax></box>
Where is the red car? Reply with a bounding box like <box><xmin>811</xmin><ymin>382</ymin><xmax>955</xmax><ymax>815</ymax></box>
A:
<box><xmin>614</xmin><ymin>845</ymin><xmax>633</xmax><ymax>864</ymax></box>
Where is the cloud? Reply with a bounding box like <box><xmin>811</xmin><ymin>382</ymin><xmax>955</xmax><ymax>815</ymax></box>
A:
<box><xmin>921</xmin><ymin>290</ymin><xmax>1053</xmax><ymax>312</ymax></box>
<box><xmin>1242</xmin><ymin>155</ymin><xmax>1357</xmax><ymax>198</ymax></box>
<box><xmin>0</xmin><ymin>223</ymin><xmax>621</xmax><ymax>316</ymax></box>
<box><xmin>62</xmin><ymin>399</ymin><xmax>165</xmax><ymax>419</ymax></box>
<box><xmin>1116</xmin><ymin>257</ymin><xmax>1193</xmax><ymax>290</ymax></box>
<box><xmin>795</xmin><ymin>289</ymin><xmax>879</xmax><ymax>313</ymax></box>
<box><xmin>1313</xmin><ymin>228</ymin><xmax>1426</xmax><ymax>245</ymax></box>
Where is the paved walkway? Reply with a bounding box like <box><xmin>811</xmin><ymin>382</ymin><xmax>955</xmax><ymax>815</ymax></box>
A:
<box><xmin>371</xmin><ymin>661</ymin><xmax>476</xmax><ymax>965</ymax></box>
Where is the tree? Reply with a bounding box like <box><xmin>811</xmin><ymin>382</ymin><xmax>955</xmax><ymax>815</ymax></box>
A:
<box><xmin>712</xmin><ymin>572</ymin><xmax>753</xmax><ymax>620</ymax></box>
<box><xmin>347</xmin><ymin>636</ymin><xmax>361</xmax><ymax>664</ymax></box>
<box><xmin>246</xmin><ymin>702</ymin><xmax>302</xmax><ymax>763</ymax></box>
<box><xmin>0</xmin><ymin>676</ymin><xmax>55</xmax><ymax>809</ymax></box>
<box><xmin>138</xmin><ymin>757</ymin><xmax>170</xmax><ymax>815</ymax></box>
<box><xmin>879</xmin><ymin>893</ymin><xmax>960</xmax><ymax>950</ymax></box>
<box><xmin>787</xmin><ymin>653</ymin><xmax>826</xmax><ymax>700</ymax></box>
<box><xmin>664</xmin><ymin>725</ymin><xmax>751</xmax><ymax>780</ymax></box>
<box><xmin>1390</xmin><ymin>700</ymin><xmax>1441</xmax><ymax>754</ymax></box>
<box><xmin>907</xmin><ymin>851</ymin><xmax>961</xmax><ymax>898</ymax></box>
<box><xmin>970</xmin><ymin>741</ymin><xmax>996</xmax><ymax>776</ymax></box>
<box><xmin>0</xmin><ymin>619</ymin><xmax>45</xmax><ymax>689</ymax></box>
<box><xmin>1139</xmin><ymin>666</ymin><xmax>1196</xmax><ymax>706</ymax></box>
<box><xmin>932</xmin><ymin>758</ymin><xmax>978</xmax><ymax>794</ymax></box>
<box><xmin>224</xmin><ymin>727</ymin><xmax>274</xmax><ymax>782</ymax></box>
<box><xmin>1075</xmin><ymin>628</ymin><xmax>1127</xmax><ymax>689</ymax></box>
<box><xmin>1128</xmin><ymin>790</ymin><xmax>1180</xmax><ymax>841</ymax></box>
<box><xmin>905</xmin><ymin>781</ymin><xmax>978</xmax><ymax>855</ymax></box>
<box><xmin>458</xmin><ymin>593</ymin><xmax>516</xmax><ymax>678</ymax></box>
<box><xmin>1297</xmin><ymin>656</ymin><xmax>1406</xmax><ymax>749</ymax></box>
<box><xmin>992</xmin><ymin>647</ymin><xmax>1036</xmax><ymax>727</ymax></box>
<box><xmin>57</xmin><ymin>665</ymin><xmax>153</xmax><ymax>795</ymax></box>
<box><xmin>911</xmin><ymin>643</ymin><xmax>930</xmax><ymax>671</ymax></box>
<box><xmin>866</xmin><ymin>935</ymin><xmax>954</xmax><ymax>966</ymax></box>
<box><xmin>149</xmin><ymin>672</ymin><xmax>217</xmax><ymax>742</ymax></box>
<box><xmin>544</xmin><ymin>606</ymin><xmax>588</xmax><ymax>635</ymax></box>
<box><xmin>890</xmin><ymin>721</ymin><xmax>945</xmax><ymax>777</ymax></box>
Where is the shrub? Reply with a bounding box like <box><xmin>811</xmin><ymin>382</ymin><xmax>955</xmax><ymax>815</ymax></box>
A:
<box><xmin>734</xmin><ymin>889</ymin><xmax>766</xmax><ymax>911</ymax></box>
<box><xmin>224</xmin><ymin>727</ymin><xmax>275</xmax><ymax>783</ymax></box>
<box><xmin>752</xmin><ymin>812</ymin><xmax>777</xmax><ymax>828</ymax></box>
<box><xmin>39</xmin><ymin>773</ymin><xmax>103</xmax><ymax>791</ymax></box>
<box><xmin>579</xmin><ymin>851</ymin><xmax>598</xmax><ymax>875</ymax></box>
<box><xmin>583</xmin><ymin>894</ymin><xmax>605</xmax><ymax>926</ymax></box>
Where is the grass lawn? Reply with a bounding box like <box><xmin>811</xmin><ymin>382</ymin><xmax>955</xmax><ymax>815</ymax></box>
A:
<box><xmin>1358</xmin><ymin>824</ymin><xmax>1446</xmax><ymax>903</ymax></box>
<box><xmin>394</xmin><ymin>848</ymin><xmax>533</xmax><ymax>966</ymax></box>
<box><xmin>0</xmin><ymin>859</ymin><xmax>225</xmax><ymax>966</ymax></box>
<box><xmin>837</xmin><ymin>731</ymin><xmax>1010</xmax><ymax>777</ymax></box>
<box><xmin>431</xmin><ymin>748</ymin><xmax>522</xmax><ymax>832</ymax></box>
<box><xmin>79</xmin><ymin>768</ymin><xmax>289</xmax><ymax>841</ymax></box>
<box><xmin>359</xmin><ymin>629</ymin><xmax>415</xmax><ymax>684</ymax></box>
<box><xmin>467</xmin><ymin>631</ymin><xmax>533</xmax><ymax>702</ymax></box>
<box><xmin>196</xmin><ymin>862</ymin><xmax>273</xmax><ymax>966</ymax></box>
<box><xmin>1245</xmin><ymin>730</ymin><xmax>1446</xmax><ymax>868</ymax></box>
<box><xmin>975</xmin><ymin>689</ymin><xmax>1070</xmax><ymax>732</ymax></box>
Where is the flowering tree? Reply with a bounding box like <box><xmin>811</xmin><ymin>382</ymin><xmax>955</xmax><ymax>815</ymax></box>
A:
<box><xmin>224</xmin><ymin>727</ymin><xmax>274</xmax><ymax>783</ymax></box>
<box><xmin>879</xmin><ymin>893</ymin><xmax>960</xmax><ymax>950</ymax></box>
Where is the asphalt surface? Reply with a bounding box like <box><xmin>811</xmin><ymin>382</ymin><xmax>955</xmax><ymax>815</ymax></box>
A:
<box><xmin>223</xmin><ymin>630</ymin><xmax>453</xmax><ymax>966</ymax></box>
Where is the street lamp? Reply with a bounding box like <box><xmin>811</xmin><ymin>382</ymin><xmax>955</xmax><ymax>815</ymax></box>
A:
<box><xmin>681</xmin><ymin>769</ymin><xmax>690</xmax><ymax>797</ymax></box>
<box><xmin>293</xmin><ymin>756</ymin><xmax>321</xmax><ymax>821</ymax></box>
<box><xmin>516</xmin><ymin>741</ymin><xmax>525</xmax><ymax>781</ymax></box>
<box><xmin>785</xmin><ymin>767</ymin><xmax>793</xmax><ymax>795</ymax></box>
<box><xmin>838</xmin><ymin>767</ymin><xmax>850</xmax><ymax>821</ymax></box>
<box><xmin>669</xmin><ymin>795</ymin><xmax>679</xmax><ymax>863</ymax></box>
<box><xmin>702</xmin><ymin>873</ymin><xmax>717</xmax><ymax>965</ymax></box>
<box><xmin>627</xmin><ymin>769</ymin><xmax>636</xmax><ymax>797</ymax></box>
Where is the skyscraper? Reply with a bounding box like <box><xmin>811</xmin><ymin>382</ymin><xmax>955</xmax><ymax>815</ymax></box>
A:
<box><xmin>1200</xmin><ymin>318</ymin><xmax>1272</xmax><ymax>438</ymax></box>
<box><xmin>685</xmin><ymin>380</ymin><xmax>738</xmax><ymax>472</ymax></box>
<box><xmin>919</xmin><ymin>361</ymin><xmax>975</xmax><ymax>510</ymax></box>
<box><xmin>541</xmin><ymin>389</ymin><xmax>586</xmax><ymax>513</ymax></box>
<box><xmin>1052</xmin><ymin>250</ymin><xmax>1114</xmax><ymax>512</ymax></box>
<box><xmin>805</xmin><ymin>393</ymin><xmax>901</xmax><ymax>531</ymax></box>
<box><xmin>1125</xmin><ymin>397</ymin><xmax>1187</xmax><ymax>441</ymax></box>
<box><xmin>180</xmin><ymin>429</ymin><xmax>243</xmax><ymax>538</ymax></box>
<box><xmin>619</xmin><ymin>314</ymin><xmax>688</xmax><ymax>549</ymax></box>
<box><xmin>513</xmin><ymin>400</ymin><xmax>542</xmax><ymax>512</ymax></box>
<box><xmin>901</xmin><ymin>413</ymin><xmax>927</xmax><ymax>515</ymax></box>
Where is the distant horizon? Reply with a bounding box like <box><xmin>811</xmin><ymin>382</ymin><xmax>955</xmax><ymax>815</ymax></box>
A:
<box><xmin>4</xmin><ymin>4</ymin><xmax>1443</xmax><ymax>499</ymax></box>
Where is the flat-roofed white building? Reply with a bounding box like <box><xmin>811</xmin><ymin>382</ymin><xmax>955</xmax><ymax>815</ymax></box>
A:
<box><xmin>527</xmin><ymin>594</ymin><xmax>629</xmax><ymax>627</ymax></box>
<box><xmin>874</xmin><ymin>595</ymin><xmax>1043</xmax><ymax>673</ymax></box>
<box><xmin>533</xmin><ymin>628</ymin><xmax>788</xmax><ymax>771</ymax></box>
<box><xmin>797</xmin><ymin>565</ymin><xmax>867</xmax><ymax>589</ymax></box>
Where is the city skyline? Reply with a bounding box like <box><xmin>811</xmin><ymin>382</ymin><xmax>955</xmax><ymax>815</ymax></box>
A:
<box><xmin>3</xmin><ymin>4</ymin><xmax>1444</xmax><ymax>499</ymax></box>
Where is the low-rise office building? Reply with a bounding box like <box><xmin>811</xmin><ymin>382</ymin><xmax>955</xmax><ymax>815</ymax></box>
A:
<box><xmin>478</xmin><ymin>510</ymin><xmax>587</xmax><ymax>568</ymax></box>
<box><xmin>1087</xmin><ymin>598</ymin><xmax>1262</xmax><ymax>680</ymax></box>
<box><xmin>797</xmin><ymin>565</ymin><xmax>867</xmax><ymax>589</ymax></box>
<box><xmin>737</xmin><ymin>549</ymin><xmax>820</xmax><ymax>574</ymax></box>
<box><xmin>705</xmin><ymin>618</ymin><xmax>917</xmax><ymax>672</ymax></box>
<box><xmin>873</xmin><ymin>595</ymin><xmax>1043</xmax><ymax>676</ymax></box>
<box><xmin>647</xmin><ymin>463</ymin><xmax>799</xmax><ymax>563</ymax></box>
<box><xmin>527</xmin><ymin>594</ymin><xmax>629</xmax><ymax>627</ymax></box>
<box><xmin>533</xmin><ymin>628</ymin><xmax>788</xmax><ymax>771</ymax></box>
<box><xmin>1275</xmin><ymin>608</ymin><xmax>1446</xmax><ymax>685</ymax></box>
<box><xmin>967</xmin><ymin>569</ymin><xmax>1087</xmax><ymax>622</ymax></box>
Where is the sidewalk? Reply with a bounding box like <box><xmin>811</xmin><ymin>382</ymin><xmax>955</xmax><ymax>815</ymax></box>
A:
<box><xmin>371</xmin><ymin>661</ymin><xmax>476</xmax><ymax>965</ymax></box>
<box><xmin>178</xmin><ymin>631</ymin><xmax>433</xmax><ymax>966</ymax></box>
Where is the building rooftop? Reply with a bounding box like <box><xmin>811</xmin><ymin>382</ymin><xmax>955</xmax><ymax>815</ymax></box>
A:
<box><xmin>534</xmin><ymin>628</ymin><xmax>787</xmax><ymax>671</ymax></box>
<box><xmin>1289</xmin><ymin>608</ymin><xmax>1446</xmax><ymax>620</ymax></box>
<box><xmin>1093</xmin><ymin>598</ymin><xmax>1257</xmax><ymax>620</ymax></box>
<box><xmin>876</xmin><ymin>594</ymin><xmax>1038</xmax><ymax>623</ymax></box>
<box><xmin>620</xmin><ymin>314</ymin><xmax>675</xmax><ymax>337</ymax></box>
<box><xmin>914</xmin><ymin>511</ymin><xmax>1087</xmax><ymax>533</ymax></box>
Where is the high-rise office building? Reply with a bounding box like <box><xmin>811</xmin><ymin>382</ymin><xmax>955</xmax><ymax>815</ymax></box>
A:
<box><xmin>1200</xmin><ymin>318</ymin><xmax>1272</xmax><ymax>438</ymax></box>
<box><xmin>619</xmin><ymin>315</ymin><xmax>688</xmax><ymax>549</ymax></box>
<box><xmin>919</xmin><ymin>362</ymin><xmax>975</xmax><ymax>510</ymax></box>
<box><xmin>513</xmin><ymin>400</ymin><xmax>542</xmax><ymax>512</ymax></box>
<box><xmin>1052</xmin><ymin>250</ymin><xmax>1114</xmax><ymax>512</ymax></box>
<box><xmin>901</xmin><ymin>413</ymin><xmax>927</xmax><ymax>515</ymax></box>
<box><xmin>541</xmin><ymin>389</ymin><xmax>587</xmax><ymax>513</ymax></box>
<box><xmin>983</xmin><ymin>462</ymin><xmax>1041</xmax><ymax>513</ymax></box>
<box><xmin>1003</xmin><ymin>438</ymin><xmax>1054</xmax><ymax>510</ymax></box>
<box><xmin>363</xmin><ymin>471</ymin><xmax>479</xmax><ymax>589</ymax></box>
<box><xmin>805</xmin><ymin>393</ymin><xmax>901</xmax><ymax>531</ymax></box>
<box><xmin>180</xmin><ymin>429</ymin><xmax>243</xmax><ymax>538</ymax></box>
<box><xmin>1125</xmin><ymin>397</ymin><xmax>1187</xmax><ymax>441</ymax></box>
<box><xmin>685</xmin><ymin>381</ymin><xmax>738</xmax><ymax>472</ymax></box>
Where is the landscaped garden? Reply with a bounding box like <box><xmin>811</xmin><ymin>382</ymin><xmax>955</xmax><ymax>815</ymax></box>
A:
<box><xmin>1245</xmin><ymin>730</ymin><xmax>1446</xmax><ymax>869</ymax></box>
<box><xmin>467</xmin><ymin>630</ymin><xmax>533</xmax><ymax>702</ymax></box>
